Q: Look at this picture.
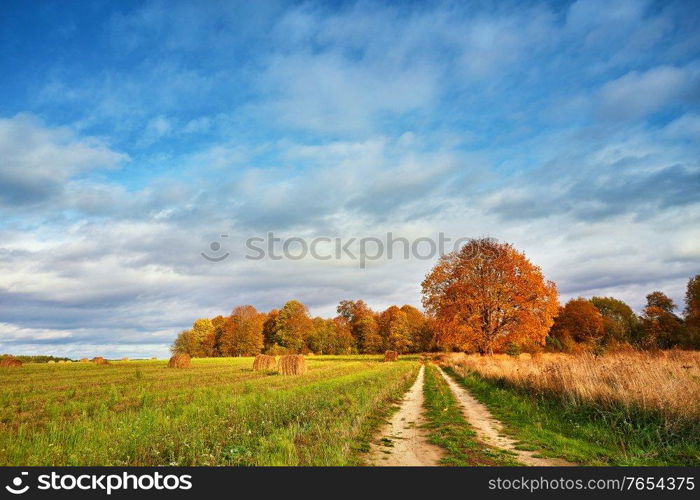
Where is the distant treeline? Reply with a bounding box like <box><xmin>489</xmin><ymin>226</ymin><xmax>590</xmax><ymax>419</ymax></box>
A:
<box><xmin>172</xmin><ymin>240</ymin><xmax>700</xmax><ymax>356</ymax></box>
<box><xmin>0</xmin><ymin>354</ymin><xmax>72</xmax><ymax>363</ymax></box>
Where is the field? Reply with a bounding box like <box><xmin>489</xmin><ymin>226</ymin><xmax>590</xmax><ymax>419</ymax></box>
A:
<box><xmin>443</xmin><ymin>351</ymin><xmax>700</xmax><ymax>465</ymax></box>
<box><xmin>0</xmin><ymin>356</ymin><xmax>418</xmax><ymax>466</ymax></box>
<box><xmin>2</xmin><ymin>351</ymin><xmax>699</xmax><ymax>466</ymax></box>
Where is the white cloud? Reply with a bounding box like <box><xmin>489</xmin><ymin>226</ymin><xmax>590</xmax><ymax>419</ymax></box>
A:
<box><xmin>597</xmin><ymin>66</ymin><xmax>694</xmax><ymax>120</ymax></box>
<box><xmin>0</xmin><ymin>114</ymin><xmax>127</xmax><ymax>206</ymax></box>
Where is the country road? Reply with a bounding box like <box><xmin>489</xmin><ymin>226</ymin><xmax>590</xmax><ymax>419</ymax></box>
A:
<box><xmin>437</xmin><ymin>365</ymin><xmax>575</xmax><ymax>466</ymax></box>
<box><xmin>368</xmin><ymin>362</ymin><xmax>575</xmax><ymax>467</ymax></box>
<box><xmin>367</xmin><ymin>365</ymin><xmax>443</xmax><ymax>466</ymax></box>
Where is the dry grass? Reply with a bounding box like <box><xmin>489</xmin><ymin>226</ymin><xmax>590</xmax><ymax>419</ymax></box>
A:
<box><xmin>252</xmin><ymin>354</ymin><xmax>277</xmax><ymax>371</ymax></box>
<box><xmin>168</xmin><ymin>353</ymin><xmax>191</xmax><ymax>368</ymax></box>
<box><xmin>450</xmin><ymin>350</ymin><xmax>700</xmax><ymax>428</ymax></box>
<box><xmin>279</xmin><ymin>354</ymin><xmax>306</xmax><ymax>375</ymax></box>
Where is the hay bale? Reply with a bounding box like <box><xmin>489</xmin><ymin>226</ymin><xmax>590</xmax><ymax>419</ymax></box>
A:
<box><xmin>253</xmin><ymin>354</ymin><xmax>277</xmax><ymax>371</ymax></box>
<box><xmin>80</xmin><ymin>358</ymin><xmax>89</xmax><ymax>363</ymax></box>
<box><xmin>384</xmin><ymin>350</ymin><xmax>399</xmax><ymax>362</ymax></box>
<box><xmin>121</xmin><ymin>357</ymin><xmax>129</xmax><ymax>361</ymax></box>
<box><xmin>150</xmin><ymin>357</ymin><xmax>157</xmax><ymax>360</ymax></box>
<box><xmin>47</xmin><ymin>360</ymin><xmax>56</xmax><ymax>364</ymax></box>
<box><xmin>92</xmin><ymin>357</ymin><xmax>109</xmax><ymax>365</ymax></box>
<box><xmin>278</xmin><ymin>354</ymin><xmax>306</xmax><ymax>375</ymax></box>
<box><xmin>0</xmin><ymin>357</ymin><xmax>22</xmax><ymax>368</ymax></box>
<box><xmin>168</xmin><ymin>353</ymin><xmax>191</xmax><ymax>368</ymax></box>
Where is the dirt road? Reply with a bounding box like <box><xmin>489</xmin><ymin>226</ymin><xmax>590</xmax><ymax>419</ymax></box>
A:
<box><xmin>367</xmin><ymin>365</ymin><xmax>443</xmax><ymax>466</ymax></box>
<box><xmin>437</xmin><ymin>366</ymin><xmax>575</xmax><ymax>466</ymax></box>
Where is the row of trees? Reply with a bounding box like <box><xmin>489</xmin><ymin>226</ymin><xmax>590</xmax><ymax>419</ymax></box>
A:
<box><xmin>172</xmin><ymin>299</ymin><xmax>438</xmax><ymax>357</ymax></box>
<box><xmin>548</xmin><ymin>283</ymin><xmax>700</xmax><ymax>352</ymax></box>
<box><xmin>172</xmin><ymin>239</ymin><xmax>700</xmax><ymax>356</ymax></box>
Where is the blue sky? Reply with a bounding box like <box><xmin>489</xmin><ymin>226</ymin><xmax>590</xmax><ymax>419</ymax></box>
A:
<box><xmin>1</xmin><ymin>0</ymin><xmax>699</xmax><ymax>358</ymax></box>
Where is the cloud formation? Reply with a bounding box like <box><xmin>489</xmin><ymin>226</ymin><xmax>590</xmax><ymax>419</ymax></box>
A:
<box><xmin>0</xmin><ymin>0</ymin><xmax>699</xmax><ymax>357</ymax></box>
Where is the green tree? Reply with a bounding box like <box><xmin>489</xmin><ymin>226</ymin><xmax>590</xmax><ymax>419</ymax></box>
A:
<box><xmin>307</xmin><ymin>317</ymin><xmax>355</xmax><ymax>354</ymax></box>
<box><xmin>262</xmin><ymin>309</ymin><xmax>279</xmax><ymax>350</ymax></box>
<box><xmin>641</xmin><ymin>291</ymin><xmax>685</xmax><ymax>349</ymax></box>
<box><xmin>590</xmin><ymin>296</ymin><xmax>639</xmax><ymax>345</ymax></box>
<box><xmin>171</xmin><ymin>329</ymin><xmax>199</xmax><ymax>355</ymax></box>
<box><xmin>684</xmin><ymin>275</ymin><xmax>700</xmax><ymax>348</ymax></box>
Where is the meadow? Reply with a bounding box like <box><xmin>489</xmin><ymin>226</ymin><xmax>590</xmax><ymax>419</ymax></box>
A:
<box><xmin>0</xmin><ymin>356</ymin><xmax>418</xmax><ymax>466</ymax></box>
<box><xmin>443</xmin><ymin>351</ymin><xmax>700</xmax><ymax>465</ymax></box>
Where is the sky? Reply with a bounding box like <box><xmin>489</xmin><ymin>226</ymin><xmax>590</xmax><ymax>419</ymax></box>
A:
<box><xmin>1</xmin><ymin>0</ymin><xmax>699</xmax><ymax>358</ymax></box>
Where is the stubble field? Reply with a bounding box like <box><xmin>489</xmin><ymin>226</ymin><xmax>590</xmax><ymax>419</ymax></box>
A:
<box><xmin>0</xmin><ymin>356</ymin><xmax>418</xmax><ymax>466</ymax></box>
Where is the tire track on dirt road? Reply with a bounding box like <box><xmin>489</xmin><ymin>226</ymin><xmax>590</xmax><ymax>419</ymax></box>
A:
<box><xmin>437</xmin><ymin>365</ymin><xmax>575</xmax><ymax>466</ymax></box>
<box><xmin>367</xmin><ymin>365</ymin><xmax>443</xmax><ymax>466</ymax></box>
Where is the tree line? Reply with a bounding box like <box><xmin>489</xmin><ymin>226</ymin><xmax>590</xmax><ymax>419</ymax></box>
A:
<box><xmin>172</xmin><ymin>239</ymin><xmax>700</xmax><ymax>356</ymax></box>
<box><xmin>171</xmin><ymin>300</ymin><xmax>437</xmax><ymax>357</ymax></box>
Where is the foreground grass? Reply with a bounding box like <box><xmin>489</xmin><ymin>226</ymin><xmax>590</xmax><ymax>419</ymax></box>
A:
<box><xmin>0</xmin><ymin>356</ymin><xmax>418</xmax><ymax>465</ymax></box>
<box><xmin>422</xmin><ymin>365</ymin><xmax>518</xmax><ymax>466</ymax></box>
<box><xmin>447</xmin><ymin>366</ymin><xmax>700</xmax><ymax>466</ymax></box>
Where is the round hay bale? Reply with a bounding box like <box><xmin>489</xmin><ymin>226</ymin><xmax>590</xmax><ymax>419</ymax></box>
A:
<box><xmin>0</xmin><ymin>357</ymin><xmax>22</xmax><ymax>368</ymax></box>
<box><xmin>92</xmin><ymin>357</ymin><xmax>109</xmax><ymax>365</ymax></box>
<box><xmin>47</xmin><ymin>360</ymin><xmax>56</xmax><ymax>364</ymax></box>
<box><xmin>168</xmin><ymin>353</ymin><xmax>191</xmax><ymax>368</ymax></box>
<box><xmin>384</xmin><ymin>350</ymin><xmax>399</xmax><ymax>362</ymax></box>
<box><xmin>252</xmin><ymin>354</ymin><xmax>277</xmax><ymax>371</ymax></box>
<box><xmin>121</xmin><ymin>357</ymin><xmax>129</xmax><ymax>361</ymax></box>
<box><xmin>79</xmin><ymin>358</ymin><xmax>89</xmax><ymax>363</ymax></box>
<box><xmin>278</xmin><ymin>354</ymin><xmax>306</xmax><ymax>375</ymax></box>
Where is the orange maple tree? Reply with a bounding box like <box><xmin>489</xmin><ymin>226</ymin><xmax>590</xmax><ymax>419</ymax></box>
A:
<box><xmin>421</xmin><ymin>238</ymin><xmax>559</xmax><ymax>354</ymax></box>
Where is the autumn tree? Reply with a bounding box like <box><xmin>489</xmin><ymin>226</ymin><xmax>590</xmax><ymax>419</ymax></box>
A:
<box><xmin>549</xmin><ymin>298</ymin><xmax>605</xmax><ymax>350</ymax></box>
<box><xmin>378</xmin><ymin>306</ymin><xmax>412</xmax><ymax>353</ymax></box>
<box><xmin>641</xmin><ymin>291</ymin><xmax>685</xmax><ymax>349</ymax></box>
<box><xmin>336</xmin><ymin>299</ymin><xmax>382</xmax><ymax>353</ymax></box>
<box><xmin>217</xmin><ymin>316</ymin><xmax>237</xmax><ymax>356</ymax></box>
<box><xmin>203</xmin><ymin>315</ymin><xmax>225</xmax><ymax>356</ymax></box>
<box><xmin>400</xmin><ymin>304</ymin><xmax>427</xmax><ymax>352</ymax></box>
<box><xmin>589</xmin><ymin>296</ymin><xmax>638</xmax><ymax>345</ymax></box>
<box><xmin>229</xmin><ymin>305</ymin><xmax>265</xmax><ymax>356</ymax></box>
<box><xmin>422</xmin><ymin>238</ymin><xmax>559</xmax><ymax>354</ymax></box>
<box><xmin>274</xmin><ymin>300</ymin><xmax>313</xmax><ymax>352</ymax></box>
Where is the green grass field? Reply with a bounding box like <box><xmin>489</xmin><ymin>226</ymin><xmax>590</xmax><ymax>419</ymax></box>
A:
<box><xmin>0</xmin><ymin>356</ymin><xmax>418</xmax><ymax>466</ymax></box>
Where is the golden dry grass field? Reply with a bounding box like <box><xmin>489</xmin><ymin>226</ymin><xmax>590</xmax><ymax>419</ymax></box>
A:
<box><xmin>441</xmin><ymin>351</ymin><xmax>700</xmax><ymax>465</ymax></box>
